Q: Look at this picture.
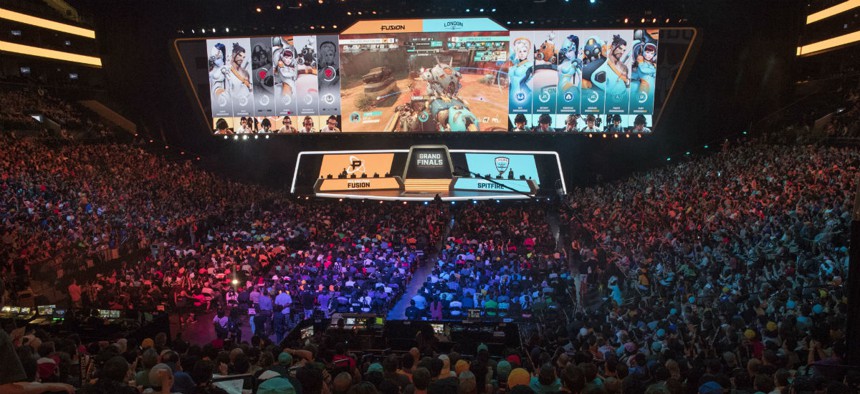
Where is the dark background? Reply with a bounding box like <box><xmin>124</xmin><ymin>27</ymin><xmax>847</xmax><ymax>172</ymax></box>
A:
<box><xmin>69</xmin><ymin>0</ymin><xmax>806</xmax><ymax>191</ymax></box>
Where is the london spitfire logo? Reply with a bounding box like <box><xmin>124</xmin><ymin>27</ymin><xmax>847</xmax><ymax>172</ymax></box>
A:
<box><xmin>494</xmin><ymin>156</ymin><xmax>510</xmax><ymax>177</ymax></box>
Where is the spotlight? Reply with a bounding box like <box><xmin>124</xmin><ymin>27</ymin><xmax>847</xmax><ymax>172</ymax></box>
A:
<box><xmin>613</xmin><ymin>133</ymin><xmax>618</xmax><ymax>138</ymax></box>
<box><xmin>265</xmin><ymin>135</ymin><xmax>270</xmax><ymax>139</ymax></box>
<box><xmin>165</xmin><ymin>145</ymin><xmax>169</xmax><ymax>149</ymax></box>
<box><xmin>496</xmin><ymin>200</ymin><xmax>500</xmax><ymax>203</ymax></box>
<box><xmin>256</xmin><ymin>7</ymin><xmax>262</xmax><ymax>12</ymax></box>
<box><xmin>652</xmin><ymin>18</ymin><xmax>656</xmax><ymax>23</ymax></box>
<box><xmin>424</xmin><ymin>201</ymin><xmax>428</xmax><ymax>205</ymax></box>
<box><xmin>181</xmin><ymin>151</ymin><xmax>185</xmax><ymax>155</ymax></box>
<box><xmin>318</xmin><ymin>0</ymin><xmax>323</xmax><ymax>3</ymax></box>
<box><xmin>347</xmin><ymin>11</ymin><xmax>351</xmax><ymax>15</ymax></box>
<box><xmin>465</xmin><ymin>8</ymin><xmax>470</xmax><ymax>12</ymax></box>
<box><xmin>588</xmin><ymin>134</ymin><xmax>593</xmax><ymax>138</ymax></box>
<box><xmin>254</xmin><ymin>135</ymin><xmax>259</xmax><ymax>139</ymax></box>
<box><xmin>196</xmin><ymin>157</ymin><xmax>200</xmax><ymax>161</ymax></box>
<box><xmin>223</xmin><ymin>135</ymin><xmax>228</xmax><ymax>140</ymax></box>
<box><xmin>211</xmin><ymin>28</ymin><xmax>215</xmax><ymax>33</ymax></box>
<box><xmin>451</xmin><ymin>201</ymin><xmax>455</xmax><ymax>205</ymax></box>
<box><xmin>641</xmin><ymin>17</ymin><xmax>645</xmax><ymax>23</ymax></box>
<box><xmin>403</xmin><ymin>201</ymin><xmax>407</xmax><ymax>205</ymax></box>
<box><xmin>602</xmin><ymin>134</ymin><xmax>607</xmax><ymax>138</ymax></box>
<box><xmin>225</xmin><ymin>27</ymin><xmax>230</xmax><ymax>32</ymax></box>
<box><xmin>624</xmin><ymin>18</ymin><xmax>628</xmax><ymax>23</ymax></box>
<box><xmin>242</xmin><ymin>135</ymin><xmax>248</xmax><ymax>140</ymax></box>
<box><xmin>666</xmin><ymin>157</ymin><xmax>671</xmax><ymax>161</ymax></box>
<box><xmin>665</xmin><ymin>18</ymin><xmax>670</xmax><ymax>23</ymax></box>
<box><xmin>704</xmin><ymin>145</ymin><xmax>709</xmax><ymax>149</ymax></box>
<box><xmin>589</xmin><ymin>0</ymin><xmax>596</xmax><ymax>4</ymax></box>
<box><xmin>191</xmin><ymin>29</ymin><xmax>195</xmax><ymax>33</ymax></box>
<box><xmin>637</xmin><ymin>134</ymin><xmax>642</xmax><ymax>138</ymax></box>
<box><xmin>372</xmin><ymin>10</ymin><xmax>376</xmax><ymax>14</ymax></box>
<box><xmin>491</xmin><ymin>8</ymin><xmax>496</xmax><ymax>12</ymax></box>
<box><xmin>479</xmin><ymin>8</ymin><xmax>484</xmax><ymax>12</ymax></box>
<box><xmin>310</xmin><ymin>26</ymin><xmax>314</xmax><ymax>29</ymax></box>
<box><xmin>232</xmin><ymin>279</ymin><xmax>239</xmax><ymax>285</ymax></box>
<box><xmin>339</xmin><ymin>198</ymin><xmax>343</xmax><ymax>202</ymax></box>
<box><xmin>276</xmin><ymin>4</ymin><xmax>281</xmax><ymax>9</ymax></box>
<box><xmin>233</xmin><ymin>135</ymin><xmax>239</xmax><ymax>140</ymax></box>
<box><xmin>625</xmin><ymin>134</ymin><xmax>630</xmax><ymax>138</ymax></box>
<box><xmin>333</xmin><ymin>24</ymin><xmax>337</xmax><ymax>28</ymax></box>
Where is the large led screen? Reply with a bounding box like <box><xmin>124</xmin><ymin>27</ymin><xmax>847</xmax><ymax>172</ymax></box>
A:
<box><xmin>207</xmin><ymin>35</ymin><xmax>342</xmax><ymax>135</ymax></box>
<box><xmin>339</xmin><ymin>19</ymin><xmax>509</xmax><ymax>132</ymax></box>
<box><xmin>189</xmin><ymin>20</ymin><xmax>681</xmax><ymax>135</ymax></box>
<box><xmin>507</xmin><ymin>29</ymin><xmax>658</xmax><ymax>133</ymax></box>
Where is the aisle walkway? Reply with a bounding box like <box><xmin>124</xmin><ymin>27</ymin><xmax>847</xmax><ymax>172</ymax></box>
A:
<box><xmin>386</xmin><ymin>260</ymin><xmax>434</xmax><ymax>320</ymax></box>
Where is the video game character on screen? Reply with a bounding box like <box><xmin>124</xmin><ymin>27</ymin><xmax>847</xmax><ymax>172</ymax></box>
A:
<box><xmin>251</xmin><ymin>38</ymin><xmax>275</xmax><ymax>114</ymax></box>
<box><xmin>631</xmin><ymin>29</ymin><xmax>658</xmax><ymax>113</ymax></box>
<box><xmin>583</xmin><ymin>34</ymin><xmax>630</xmax><ymax>113</ymax></box>
<box><xmin>277</xmin><ymin>116</ymin><xmax>297</xmax><ymax>133</ymax></box>
<box><xmin>508</xmin><ymin>37</ymin><xmax>533</xmax><ymax>108</ymax></box>
<box><xmin>320</xmin><ymin>115</ymin><xmax>341</xmax><ymax>132</ymax></box>
<box><xmin>295</xmin><ymin>36</ymin><xmax>320</xmax><ymax>114</ymax></box>
<box><xmin>208</xmin><ymin>43</ymin><xmax>229</xmax><ymax>112</ymax></box>
<box><xmin>227</xmin><ymin>42</ymin><xmax>254</xmax><ymax>113</ymax></box>
<box><xmin>272</xmin><ymin>36</ymin><xmax>298</xmax><ymax>109</ymax></box>
<box><xmin>557</xmin><ymin>34</ymin><xmax>582</xmax><ymax>113</ymax></box>
<box><xmin>532</xmin><ymin>32</ymin><xmax>560</xmax><ymax>114</ymax></box>
<box><xmin>318</xmin><ymin>41</ymin><xmax>339</xmax><ymax>86</ymax></box>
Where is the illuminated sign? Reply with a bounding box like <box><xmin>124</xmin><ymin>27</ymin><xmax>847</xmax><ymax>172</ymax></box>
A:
<box><xmin>807</xmin><ymin>0</ymin><xmax>860</xmax><ymax>24</ymax></box>
<box><xmin>0</xmin><ymin>40</ymin><xmax>101</xmax><ymax>67</ymax></box>
<box><xmin>318</xmin><ymin>153</ymin><xmax>394</xmax><ymax>179</ymax></box>
<box><xmin>0</xmin><ymin>8</ymin><xmax>95</xmax><ymax>39</ymax></box>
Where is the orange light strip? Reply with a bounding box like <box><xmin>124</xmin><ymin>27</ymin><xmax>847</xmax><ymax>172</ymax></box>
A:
<box><xmin>797</xmin><ymin>30</ymin><xmax>860</xmax><ymax>56</ymax></box>
<box><xmin>0</xmin><ymin>8</ymin><xmax>95</xmax><ymax>39</ymax></box>
<box><xmin>807</xmin><ymin>0</ymin><xmax>860</xmax><ymax>24</ymax></box>
<box><xmin>0</xmin><ymin>40</ymin><xmax>102</xmax><ymax>67</ymax></box>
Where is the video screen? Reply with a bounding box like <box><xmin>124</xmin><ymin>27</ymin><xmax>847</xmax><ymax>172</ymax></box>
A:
<box><xmin>207</xmin><ymin>35</ymin><xmax>342</xmax><ymax>135</ymax></box>
<box><xmin>431</xmin><ymin>323</ymin><xmax>447</xmax><ymax>335</ymax></box>
<box><xmin>318</xmin><ymin>153</ymin><xmax>395</xmax><ymax>179</ymax></box>
<box><xmin>340</xmin><ymin>29</ymin><xmax>509</xmax><ymax>132</ymax></box>
<box><xmin>507</xmin><ymin>29</ymin><xmax>658</xmax><ymax>132</ymax></box>
<box><xmin>301</xmin><ymin>326</ymin><xmax>314</xmax><ymax>340</ymax></box>
<box><xmin>38</xmin><ymin>305</ymin><xmax>56</xmax><ymax>316</ymax></box>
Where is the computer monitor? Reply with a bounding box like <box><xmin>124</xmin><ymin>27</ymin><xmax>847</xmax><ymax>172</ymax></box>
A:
<box><xmin>374</xmin><ymin>317</ymin><xmax>384</xmax><ymax>326</ymax></box>
<box><xmin>53</xmin><ymin>310</ymin><xmax>66</xmax><ymax>321</ymax></box>
<box><xmin>38</xmin><ymin>305</ymin><xmax>56</xmax><ymax>316</ymax></box>
<box><xmin>345</xmin><ymin>318</ymin><xmax>356</xmax><ymax>326</ymax></box>
<box><xmin>19</xmin><ymin>307</ymin><xmax>31</xmax><ymax>315</ymax></box>
<box><xmin>431</xmin><ymin>323</ymin><xmax>446</xmax><ymax>335</ymax></box>
<box><xmin>301</xmin><ymin>326</ymin><xmax>314</xmax><ymax>340</ymax></box>
<box><xmin>467</xmin><ymin>309</ymin><xmax>481</xmax><ymax>319</ymax></box>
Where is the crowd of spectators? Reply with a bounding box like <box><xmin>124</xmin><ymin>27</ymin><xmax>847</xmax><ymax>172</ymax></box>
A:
<box><xmin>407</xmin><ymin>204</ymin><xmax>567</xmax><ymax>321</ymax></box>
<box><xmin>0</xmin><ymin>88</ymin><xmax>119</xmax><ymax>140</ymax></box>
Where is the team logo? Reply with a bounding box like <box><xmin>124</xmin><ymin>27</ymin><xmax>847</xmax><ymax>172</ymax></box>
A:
<box><xmin>638</xmin><ymin>91</ymin><xmax>649</xmax><ymax>103</ymax></box>
<box><xmin>564</xmin><ymin>92</ymin><xmax>574</xmax><ymax>102</ymax></box>
<box><xmin>346</xmin><ymin>155</ymin><xmax>366</xmax><ymax>176</ymax></box>
<box><xmin>381</xmin><ymin>25</ymin><xmax>406</xmax><ymax>31</ymax></box>
<box><xmin>587</xmin><ymin>91</ymin><xmax>599</xmax><ymax>103</ymax></box>
<box><xmin>494</xmin><ymin>156</ymin><xmax>510</xmax><ymax>177</ymax></box>
<box><xmin>515</xmin><ymin>91</ymin><xmax>526</xmax><ymax>102</ymax></box>
<box><xmin>349</xmin><ymin>112</ymin><xmax>360</xmax><ymax>123</ymax></box>
<box><xmin>539</xmin><ymin>90</ymin><xmax>551</xmax><ymax>103</ymax></box>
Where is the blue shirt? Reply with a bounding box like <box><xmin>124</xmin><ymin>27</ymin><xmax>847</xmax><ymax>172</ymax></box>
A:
<box><xmin>258</xmin><ymin>295</ymin><xmax>273</xmax><ymax>312</ymax></box>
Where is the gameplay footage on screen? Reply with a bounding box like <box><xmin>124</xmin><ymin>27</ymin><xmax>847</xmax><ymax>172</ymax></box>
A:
<box><xmin>203</xmin><ymin>19</ymin><xmax>659</xmax><ymax>134</ymax></box>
